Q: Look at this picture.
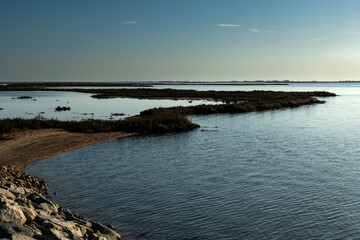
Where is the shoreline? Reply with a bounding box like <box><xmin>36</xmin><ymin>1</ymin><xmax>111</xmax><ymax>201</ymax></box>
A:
<box><xmin>0</xmin><ymin>166</ymin><xmax>122</xmax><ymax>239</ymax></box>
<box><xmin>0</xmin><ymin>87</ymin><xmax>337</xmax><ymax>239</ymax></box>
<box><xmin>0</xmin><ymin>131</ymin><xmax>133</xmax><ymax>239</ymax></box>
<box><xmin>0</xmin><ymin>129</ymin><xmax>135</xmax><ymax>170</ymax></box>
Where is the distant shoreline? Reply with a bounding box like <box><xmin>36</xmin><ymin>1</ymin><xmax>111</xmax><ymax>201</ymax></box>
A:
<box><xmin>1</xmin><ymin>80</ymin><xmax>360</xmax><ymax>86</ymax></box>
<box><xmin>155</xmin><ymin>83</ymin><xmax>289</xmax><ymax>86</ymax></box>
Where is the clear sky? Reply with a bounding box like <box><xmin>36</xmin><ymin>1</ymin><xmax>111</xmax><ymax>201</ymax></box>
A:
<box><xmin>1</xmin><ymin>0</ymin><xmax>360</xmax><ymax>82</ymax></box>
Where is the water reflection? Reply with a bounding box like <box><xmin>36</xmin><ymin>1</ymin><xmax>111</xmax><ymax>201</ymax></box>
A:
<box><xmin>0</xmin><ymin>91</ymin><xmax>218</xmax><ymax>120</ymax></box>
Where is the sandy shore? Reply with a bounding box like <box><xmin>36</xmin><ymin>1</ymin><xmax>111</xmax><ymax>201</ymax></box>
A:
<box><xmin>0</xmin><ymin>129</ymin><xmax>134</xmax><ymax>169</ymax></box>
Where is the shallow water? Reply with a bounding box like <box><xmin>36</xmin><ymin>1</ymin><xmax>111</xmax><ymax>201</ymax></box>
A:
<box><xmin>25</xmin><ymin>83</ymin><xmax>360</xmax><ymax>239</ymax></box>
<box><xmin>0</xmin><ymin>91</ymin><xmax>216</xmax><ymax>120</ymax></box>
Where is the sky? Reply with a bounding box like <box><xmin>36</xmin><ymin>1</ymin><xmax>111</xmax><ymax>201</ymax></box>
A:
<box><xmin>1</xmin><ymin>0</ymin><xmax>360</xmax><ymax>82</ymax></box>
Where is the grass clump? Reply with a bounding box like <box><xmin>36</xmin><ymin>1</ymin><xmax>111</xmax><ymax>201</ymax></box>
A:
<box><xmin>0</xmin><ymin>111</ymin><xmax>198</xmax><ymax>136</ymax></box>
<box><xmin>55</xmin><ymin>106</ymin><xmax>71</xmax><ymax>111</ymax></box>
<box><xmin>16</xmin><ymin>96</ymin><xmax>33</xmax><ymax>99</ymax></box>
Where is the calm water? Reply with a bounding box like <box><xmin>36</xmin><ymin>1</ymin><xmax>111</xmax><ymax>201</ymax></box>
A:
<box><xmin>0</xmin><ymin>91</ymin><xmax>216</xmax><ymax>120</ymax></box>
<box><xmin>25</xmin><ymin>83</ymin><xmax>360</xmax><ymax>239</ymax></box>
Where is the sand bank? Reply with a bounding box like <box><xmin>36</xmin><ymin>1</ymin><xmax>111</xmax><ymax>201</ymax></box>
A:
<box><xmin>0</xmin><ymin>129</ymin><xmax>134</xmax><ymax>169</ymax></box>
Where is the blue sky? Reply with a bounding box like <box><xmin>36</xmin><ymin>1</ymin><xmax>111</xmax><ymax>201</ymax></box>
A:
<box><xmin>1</xmin><ymin>0</ymin><xmax>360</xmax><ymax>81</ymax></box>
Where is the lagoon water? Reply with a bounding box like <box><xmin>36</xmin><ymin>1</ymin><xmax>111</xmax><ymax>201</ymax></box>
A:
<box><xmin>0</xmin><ymin>91</ymin><xmax>216</xmax><ymax>120</ymax></box>
<box><xmin>24</xmin><ymin>83</ymin><xmax>360</xmax><ymax>239</ymax></box>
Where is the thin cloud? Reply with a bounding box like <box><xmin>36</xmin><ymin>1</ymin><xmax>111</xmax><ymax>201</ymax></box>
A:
<box><xmin>217</xmin><ymin>24</ymin><xmax>240</xmax><ymax>27</ymax></box>
<box><xmin>249</xmin><ymin>28</ymin><xmax>261</xmax><ymax>32</ymax></box>
<box><xmin>123</xmin><ymin>21</ymin><xmax>137</xmax><ymax>25</ymax></box>
<box><xmin>346</xmin><ymin>30</ymin><xmax>360</xmax><ymax>35</ymax></box>
<box><xmin>249</xmin><ymin>28</ymin><xmax>275</xmax><ymax>34</ymax></box>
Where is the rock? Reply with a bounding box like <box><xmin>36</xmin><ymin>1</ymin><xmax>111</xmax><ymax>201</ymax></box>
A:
<box><xmin>90</xmin><ymin>233</ymin><xmax>108</xmax><ymax>240</ymax></box>
<box><xmin>49</xmin><ymin>229</ymin><xmax>70</xmax><ymax>240</ymax></box>
<box><xmin>25</xmin><ymin>222</ymin><xmax>43</xmax><ymax>235</ymax></box>
<box><xmin>9</xmin><ymin>187</ymin><xmax>26</xmax><ymax>197</ymax></box>
<box><xmin>39</xmin><ymin>202</ymin><xmax>58</xmax><ymax>213</ymax></box>
<box><xmin>0</xmin><ymin>221</ymin><xmax>34</xmax><ymax>238</ymax></box>
<box><xmin>0</xmin><ymin>167</ymin><xmax>122</xmax><ymax>240</ymax></box>
<box><xmin>35</xmin><ymin>213</ymin><xmax>84</xmax><ymax>238</ymax></box>
<box><xmin>15</xmin><ymin>187</ymin><xmax>26</xmax><ymax>195</ymax></box>
<box><xmin>73</xmin><ymin>218</ymin><xmax>92</xmax><ymax>228</ymax></box>
<box><xmin>28</xmin><ymin>221</ymin><xmax>53</xmax><ymax>235</ymax></box>
<box><xmin>75</xmin><ymin>223</ymin><xmax>89</xmax><ymax>237</ymax></box>
<box><xmin>27</xmin><ymin>193</ymin><xmax>59</xmax><ymax>214</ymax></box>
<box><xmin>60</xmin><ymin>208</ymin><xmax>83</xmax><ymax>221</ymax></box>
<box><xmin>0</xmin><ymin>188</ymin><xmax>16</xmax><ymax>200</ymax></box>
<box><xmin>11</xmin><ymin>233</ymin><xmax>36</xmax><ymax>240</ymax></box>
<box><xmin>27</xmin><ymin>193</ymin><xmax>56</xmax><ymax>207</ymax></box>
<box><xmin>91</xmin><ymin>222</ymin><xmax>121</xmax><ymax>240</ymax></box>
<box><xmin>21</xmin><ymin>206</ymin><xmax>37</xmax><ymax>221</ymax></box>
<box><xmin>41</xmin><ymin>220</ymin><xmax>63</xmax><ymax>231</ymax></box>
<box><xmin>0</xmin><ymin>198</ymin><xmax>27</xmax><ymax>225</ymax></box>
<box><xmin>14</xmin><ymin>197</ymin><xmax>28</xmax><ymax>206</ymax></box>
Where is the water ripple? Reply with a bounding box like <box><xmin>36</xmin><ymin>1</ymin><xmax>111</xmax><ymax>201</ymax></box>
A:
<box><xmin>26</xmin><ymin>85</ymin><xmax>360</xmax><ymax>239</ymax></box>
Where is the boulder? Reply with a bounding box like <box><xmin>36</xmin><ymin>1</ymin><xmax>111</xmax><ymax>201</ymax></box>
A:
<box><xmin>91</xmin><ymin>222</ymin><xmax>121</xmax><ymax>240</ymax></box>
<box><xmin>39</xmin><ymin>202</ymin><xmax>58</xmax><ymax>213</ymax></box>
<box><xmin>0</xmin><ymin>221</ymin><xmax>34</xmax><ymax>238</ymax></box>
<box><xmin>27</xmin><ymin>193</ymin><xmax>58</xmax><ymax>211</ymax></box>
<box><xmin>49</xmin><ymin>229</ymin><xmax>70</xmax><ymax>240</ymax></box>
<box><xmin>0</xmin><ymin>188</ymin><xmax>16</xmax><ymax>200</ymax></box>
<box><xmin>25</xmin><ymin>222</ymin><xmax>43</xmax><ymax>235</ymax></box>
<box><xmin>0</xmin><ymin>198</ymin><xmax>27</xmax><ymax>225</ymax></box>
<box><xmin>9</xmin><ymin>186</ymin><xmax>26</xmax><ymax>195</ymax></box>
<box><xmin>41</xmin><ymin>220</ymin><xmax>63</xmax><ymax>231</ymax></box>
<box><xmin>21</xmin><ymin>206</ymin><xmax>38</xmax><ymax>221</ymax></box>
<box><xmin>35</xmin><ymin>213</ymin><xmax>84</xmax><ymax>238</ymax></box>
<box><xmin>11</xmin><ymin>233</ymin><xmax>36</xmax><ymax>240</ymax></box>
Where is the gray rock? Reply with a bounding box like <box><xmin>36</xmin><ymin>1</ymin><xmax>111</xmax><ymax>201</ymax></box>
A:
<box><xmin>35</xmin><ymin>214</ymin><xmax>84</xmax><ymax>238</ymax></box>
<box><xmin>41</xmin><ymin>220</ymin><xmax>63</xmax><ymax>231</ymax></box>
<box><xmin>0</xmin><ymin>169</ymin><xmax>121</xmax><ymax>240</ymax></box>
<box><xmin>24</xmin><ymin>222</ymin><xmax>42</xmax><ymax>235</ymax></box>
<box><xmin>9</xmin><ymin>187</ymin><xmax>26</xmax><ymax>196</ymax></box>
<box><xmin>0</xmin><ymin>222</ymin><xmax>34</xmax><ymax>238</ymax></box>
<box><xmin>49</xmin><ymin>229</ymin><xmax>70</xmax><ymax>240</ymax></box>
<box><xmin>21</xmin><ymin>206</ymin><xmax>38</xmax><ymax>221</ymax></box>
<box><xmin>0</xmin><ymin>188</ymin><xmax>16</xmax><ymax>200</ymax></box>
<box><xmin>27</xmin><ymin>193</ymin><xmax>58</xmax><ymax>211</ymax></box>
<box><xmin>91</xmin><ymin>222</ymin><xmax>121</xmax><ymax>240</ymax></box>
<box><xmin>37</xmin><ymin>202</ymin><xmax>57</xmax><ymax>214</ymax></box>
<box><xmin>0</xmin><ymin>198</ymin><xmax>27</xmax><ymax>225</ymax></box>
<box><xmin>90</xmin><ymin>233</ymin><xmax>108</xmax><ymax>240</ymax></box>
<box><xmin>33</xmin><ymin>234</ymin><xmax>62</xmax><ymax>240</ymax></box>
<box><xmin>60</xmin><ymin>208</ymin><xmax>85</xmax><ymax>221</ymax></box>
<box><xmin>11</xmin><ymin>233</ymin><xmax>36</xmax><ymax>240</ymax></box>
<box><xmin>72</xmin><ymin>218</ymin><xmax>92</xmax><ymax>228</ymax></box>
<box><xmin>27</xmin><ymin>221</ymin><xmax>53</xmax><ymax>236</ymax></box>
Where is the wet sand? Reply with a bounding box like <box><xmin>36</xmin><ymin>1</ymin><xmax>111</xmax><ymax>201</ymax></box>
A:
<box><xmin>0</xmin><ymin>129</ymin><xmax>134</xmax><ymax>169</ymax></box>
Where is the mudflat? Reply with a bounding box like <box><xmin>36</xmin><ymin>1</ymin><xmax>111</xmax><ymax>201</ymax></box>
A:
<box><xmin>0</xmin><ymin>129</ymin><xmax>134</xmax><ymax>169</ymax></box>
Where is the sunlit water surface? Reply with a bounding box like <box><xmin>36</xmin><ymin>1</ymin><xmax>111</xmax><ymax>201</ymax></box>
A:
<box><xmin>25</xmin><ymin>83</ymin><xmax>360</xmax><ymax>239</ymax></box>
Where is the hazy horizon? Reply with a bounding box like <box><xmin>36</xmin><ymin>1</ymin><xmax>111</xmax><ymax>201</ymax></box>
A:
<box><xmin>1</xmin><ymin>0</ymin><xmax>360</xmax><ymax>82</ymax></box>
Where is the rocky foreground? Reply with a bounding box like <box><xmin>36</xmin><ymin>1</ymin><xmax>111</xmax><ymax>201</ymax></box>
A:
<box><xmin>0</xmin><ymin>166</ymin><xmax>121</xmax><ymax>240</ymax></box>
